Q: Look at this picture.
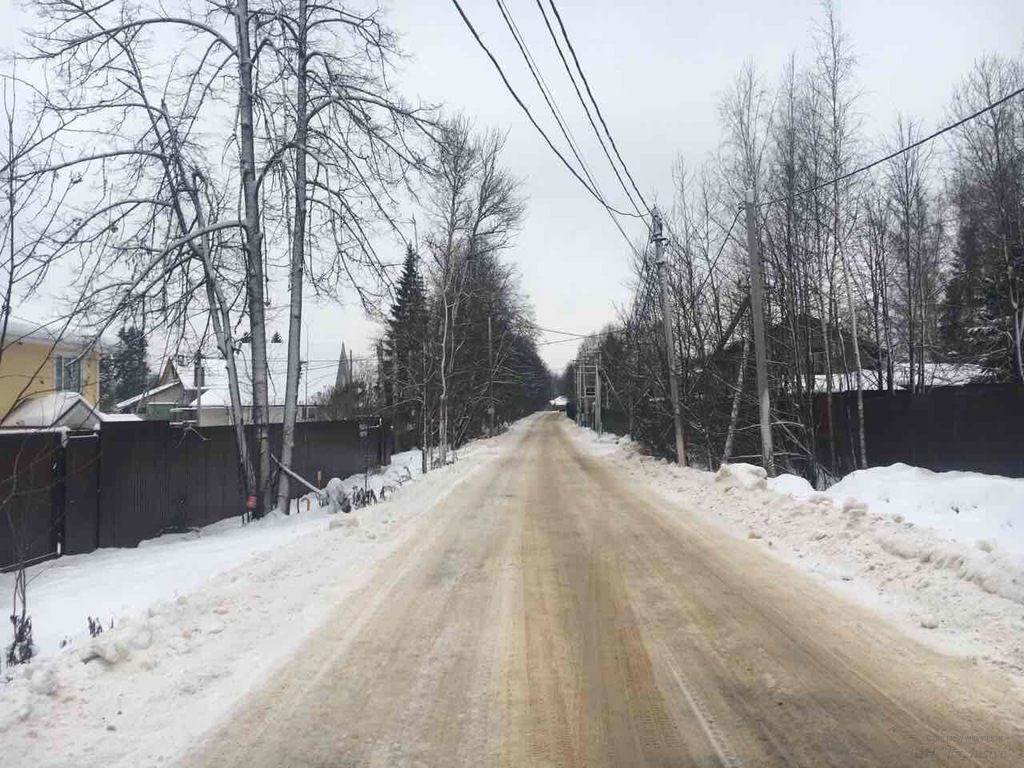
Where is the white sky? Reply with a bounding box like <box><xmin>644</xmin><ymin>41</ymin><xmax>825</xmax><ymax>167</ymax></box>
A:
<box><xmin>5</xmin><ymin>0</ymin><xmax>1024</xmax><ymax>377</ymax></box>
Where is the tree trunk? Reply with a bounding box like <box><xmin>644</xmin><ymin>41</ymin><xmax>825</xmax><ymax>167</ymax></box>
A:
<box><xmin>722</xmin><ymin>333</ymin><xmax>750</xmax><ymax>465</ymax></box>
<box><xmin>201</xmin><ymin>251</ymin><xmax>255</xmax><ymax>497</ymax></box>
<box><xmin>276</xmin><ymin>0</ymin><xmax>309</xmax><ymax>514</ymax></box>
<box><xmin>234</xmin><ymin>0</ymin><xmax>272</xmax><ymax>517</ymax></box>
<box><xmin>840</xmin><ymin>247</ymin><xmax>867</xmax><ymax>468</ymax></box>
<box><xmin>438</xmin><ymin>296</ymin><xmax>449</xmax><ymax>465</ymax></box>
<box><xmin>421</xmin><ymin>339</ymin><xmax>429</xmax><ymax>475</ymax></box>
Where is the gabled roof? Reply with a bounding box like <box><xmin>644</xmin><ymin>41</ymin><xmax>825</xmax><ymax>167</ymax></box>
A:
<box><xmin>114</xmin><ymin>380</ymin><xmax>181</xmax><ymax>412</ymax></box>
<box><xmin>139</xmin><ymin>352</ymin><xmax>341</xmax><ymax>410</ymax></box>
<box><xmin>1</xmin><ymin>392</ymin><xmax>140</xmax><ymax>429</ymax></box>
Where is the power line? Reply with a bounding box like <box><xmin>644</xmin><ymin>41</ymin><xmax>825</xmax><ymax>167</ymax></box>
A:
<box><xmin>673</xmin><ymin>207</ymin><xmax>745</xmax><ymax>302</ymax></box>
<box><xmin>533</xmin><ymin>324</ymin><xmax>590</xmax><ymax>338</ymax></box>
<box><xmin>494</xmin><ymin>0</ymin><xmax>606</xmax><ymax>206</ymax></box>
<box><xmin>531</xmin><ymin>0</ymin><xmax>646</xmax><ymax>218</ymax></box>
<box><xmin>760</xmin><ymin>82</ymin><xmax>1024</xmax><ymax>208</ymax></box>
<box><xmin>536</xmin><ymin>326</ymin><xmax>625</xmax><ymax>346</ymax></box>
<box><xmin>449</xmin><ymin>0</ymin><xmax>641</xmax><ymax>220</ymax></box>
<box><xmin>545</xmin><ymin>0</ymin><xmax>651</xmax><ymax>214</ymax></box>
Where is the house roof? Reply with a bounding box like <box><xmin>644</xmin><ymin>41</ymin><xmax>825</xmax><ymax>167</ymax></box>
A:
<box><xmin>172</xmin><ymin>353</ymin><xmax>339</xmax><ymax>409</ymax></box>
<box><xmin>812</xmin><ymin>362</ymin><xmax>993</xmax><ymax>393</ymax></box>
<box><xmin>114</xmin><ymin>380</ymin><xmax>181</xmax><ymax>412</ymax></box>
<box><xmin>118</xmin><ymin>346</ymin><xmax>343</xmax><ymax>412</ymax></box>
<box><xmin>1</xmin><ymin>392</ymin><xmax>140</xmax><ymax>429</ymax></box>
<box><xmin>1</xmin><ymin>317</ymin><xmax>104</xmax><ymax>352</ymax></box>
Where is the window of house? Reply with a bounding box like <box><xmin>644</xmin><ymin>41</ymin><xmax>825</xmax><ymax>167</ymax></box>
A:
<box><xmin>54</xmin><ymin>355</ymin><xmax>82</xmax><ymax>392</ymax></box>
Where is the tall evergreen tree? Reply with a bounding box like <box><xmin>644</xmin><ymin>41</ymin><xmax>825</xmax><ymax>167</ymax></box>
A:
<box><xmin>384</xmin><ymin>246</ymin><xmax>429</xmax><ymax>441</ymax></box>
<box><xmin>941</xmin><ymin>55</ymin><xmax>1024</xmax><ymax>382</ymax></box>
<box><xmin>100</xmin><ymin>326</ymin><xmax>151</xmax><ymax>409</ymax></box>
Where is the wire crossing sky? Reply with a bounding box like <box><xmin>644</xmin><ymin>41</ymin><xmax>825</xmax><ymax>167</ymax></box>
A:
<box><xmin>3</xmin><ymin>0</ymin><xmax>1021</xmax><ymax>373</ymax></box>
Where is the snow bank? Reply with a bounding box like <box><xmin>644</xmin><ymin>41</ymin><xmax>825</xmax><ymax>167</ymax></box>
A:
<box><xmin>826</xmin><ymin>463</ymin><xmax>1024</xmax><ymax>556</ymax></box>
<box><xmin>569</xmin><ymin>424</ymin><xmax>1024</xmax><ymax>678</ymax></box>
<box><xmin>0</xmin><ymin>420</ymin><xmax>527</xmax><ymax>767</ymax></box>
<box><xmin>1</xmin><ymin>449</ymin><xmax>424</xmax><ymax>660</ymax></box>
<box><xmin>761</xmin><ymin>464</ymin><xmax>1024</xmax><ymax>609</ymax></box>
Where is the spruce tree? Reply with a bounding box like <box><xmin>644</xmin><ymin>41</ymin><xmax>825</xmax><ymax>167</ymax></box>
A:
<box><xmin>384</xmin><ymin>246</ymin><xmax>428</xmax><ymax>435</ymax></box>
<box><xmin>100</xmin><ymin>325</ymin><xmax>151</xmax><ymax>409</ymax></box>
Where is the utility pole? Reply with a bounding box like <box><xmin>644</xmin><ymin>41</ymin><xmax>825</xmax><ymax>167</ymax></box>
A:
<box><xmin>744</xmin><ymin>189</ymin><xmax>775</xmax><ymax>475</ymax></box>
<box><xmin>653</xmin><ymin>208</ymin><xmax>687</xmax><ymax>466</ymax></box>
<box><xmin>594</xmin><ymin>352</ymin><xmax>602</xmax><ymax>436</ymax></box>
<box><xmin>575</xmin><ymin>358</ymin><xmax>581</xmax><ymax>426</ymax></box>
<box><xmin>304</xmin><ymin>323</ymin><xmax>310</xmax><ymax>421</ymax></box>
<box><xmin>487</xmin><ymin>315</ymin><xmax>495</xmax><ymax>436</ymax></box>
<box><xmin>376</xmin><ymin>341</ymin><xmax>384</xmax><ymax>411</ymax></box>
<box><xmin>193</xmin><ymin>353</ymin><xmax>204</xmax><ymax>428</ymax></box>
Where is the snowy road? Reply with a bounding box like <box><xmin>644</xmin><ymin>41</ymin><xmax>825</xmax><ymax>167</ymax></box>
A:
<box><xmin>182</xmin><ymin>413</ymin><xmax>1023</xmax><ymax>767</ymax></box>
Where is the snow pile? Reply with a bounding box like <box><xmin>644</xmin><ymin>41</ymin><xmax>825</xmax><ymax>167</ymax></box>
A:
<box><xmin>826</xmin><ymin>464</ymin><xmax>1024</xmax><ymax>556</ymax></box>
<box><xmin>2</xmin><ymin>449</ymin><xmax>424</xmax><ymax>660</ymax></box>
<box><xmin>764</xmin><ymin>463</ymin><xmax>1024</xmax><ymax>609</ymax></box>
<box><xmin>766</xmin><ymin>473</ymin><xmax>830</xmax><ymax>503</ymax></box>
<box><xmin>715</xmin><ymin>462</ymin><xmax>767</xmax><ymax>491</ymax></box>
<box><xmin>0</xmin><ymin>420</ymin><xmax>526</xmax><ymax>767</ymax></box>
<box><xmin>569</xmin><ymin>425</ymin><xmax>1024</xmax><ymax>677</ymax></box>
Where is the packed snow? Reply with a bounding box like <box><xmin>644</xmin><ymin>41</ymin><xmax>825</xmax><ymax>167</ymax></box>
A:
<box><xmin>824</xmin><ymin>463</ymin><xmax>1024</xmax><ymax>556</ymax></box>
<box><xmin>715</xmin><ymin>462</ymin><xmax>767</xmax><ymax>491</ymax></box>
<box><xmin>0</xmin><ymin>427</ymin><xmax>515</xmax><ymax>767</ymax></box>
<box><xmin>573</xmin><ymin>426</ymin><xmax>1024</xmax><ymax>679</ymax></box>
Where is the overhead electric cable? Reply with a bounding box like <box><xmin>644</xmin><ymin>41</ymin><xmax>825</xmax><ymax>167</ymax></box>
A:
<box><xmin>494</xmin><ymin>0</ymin><xmax>606</xmax><ymax>204</ymax></box>
<box><xmin>532</xmin><ymin>0</ymin><xmax>646</xmax><ymax>218</ymax></box>
<box><xmin>449</xmin><ymin>0</ymin><xmax>642</xmax><ymax>220</ymax></box>
<box><xmin>546</xmin><ymin>0</ymin><xmax>651</xmax><ymax>213</ymax></box>
<box><xmin>760</xmin><ymin>82</ymin><xmax>1024</xmax><ymax>208</ymax></box>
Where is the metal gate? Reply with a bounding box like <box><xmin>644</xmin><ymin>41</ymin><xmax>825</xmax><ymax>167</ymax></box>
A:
<box><xmin>0</xmin><ymin>432</ymin><xmax>62</xmax><ymax>571</ymax></box>
<box><xmin>63</xmin><ymin>433</ymin><xmax>100</xmax><ymax>556</ymax></box>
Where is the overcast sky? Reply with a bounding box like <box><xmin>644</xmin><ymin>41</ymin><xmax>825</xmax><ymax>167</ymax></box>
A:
<box><xmin>6</xmin><ymin>0</ymin><xmax>1024</xmax><ymax>377</ymax></box>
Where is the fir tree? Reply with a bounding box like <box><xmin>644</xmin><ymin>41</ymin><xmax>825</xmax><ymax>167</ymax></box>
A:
<box><xmin>384</xmin><ymin>246</ymin><xmax>428</xmax><ymax>435</ymax></box>
<box><xmin>100</xmin><ymin>325</ymin><xmax>152</xmax><ymax>409</ymax></box>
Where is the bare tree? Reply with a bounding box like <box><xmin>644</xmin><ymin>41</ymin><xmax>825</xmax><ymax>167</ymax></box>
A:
<box><xmin>425</xmin><ymin>119</ymin><xmax>523</xmax><ymax>463</ymax></box>
<box><xmin>262</xmin><ymin>0</ymin><xmax>434</xmax><ymax>512</ymax></box>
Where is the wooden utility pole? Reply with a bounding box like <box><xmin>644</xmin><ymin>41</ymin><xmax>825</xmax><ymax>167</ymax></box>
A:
<box><xmin>653</xmin><ymin>208</ymin><xmax>687</xmax><ymax>466</ymax></box>
<box><xmin>594</xmin><ymin>352</ymin><xmax>602</xmax><ymax>436</ymax></box>
<box><xmin>574</xmin><ymin>357</ymin><xmax>581</xmax><ymax>426</ymax></box>
<box><xmin>193</xmin><ymin>353</ymin><xmax>204</xmax><ymax>428</ymax></box>
<box><xmin>487</xmin><ymin>315</ymin><xmax>495</xmax><ymax>436</ymax></box>
<box><xmin>744</xmin><ymin>190</ymin><xmax>775</xmax><ymax>475</ymax></box>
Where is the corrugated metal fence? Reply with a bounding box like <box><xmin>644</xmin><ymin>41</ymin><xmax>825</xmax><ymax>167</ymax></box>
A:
<box><xmin>0</xmin><ymin>419</ymin><xmax>392</xmax><ymax>570</ymax></box>
<box><xmin>817</xmin><ymin>383</ymin><xmax>1024</xmax><ymax>478</ymax></box>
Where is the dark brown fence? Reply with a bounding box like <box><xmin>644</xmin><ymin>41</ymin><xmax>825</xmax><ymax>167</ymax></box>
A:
<box><xmin>816</xmin><ymin>383</ymin><xmax>1024</xmax><ymax>478</ymax></box>
<box><xmin>0</xmin><ymin>431</ymin><xmax>64</xmax><ymax>568</ymax></box>
<box><xmin>0</xmin><ymin>419</ymin><xmax>392</xmax><ymax>569</ymax></box>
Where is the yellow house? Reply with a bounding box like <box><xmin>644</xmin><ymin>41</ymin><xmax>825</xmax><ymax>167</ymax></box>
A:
<box><xmin>0</xmin><ymin>318</ymin><xmax>102</xmax><ymax>420</ymax></box>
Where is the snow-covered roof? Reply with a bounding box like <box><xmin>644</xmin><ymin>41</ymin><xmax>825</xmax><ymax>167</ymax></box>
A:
<box><xmin>811</xmin><ymin>362</ymin><xmax>993</xmax><ymax>393</ymax></box>
<box><xmin>186</xmin><ymin>389</ymin><xmax>229</xmax><ymax>408</ymax></box>
<box><xmin>0</xmin><ymin>392</ymin><xmax>137</xmax><ymax>430</ymax></box>
<box><xmin>100</xmin><ymin>413</ymin><xmax>145</xmax><ymax>423</ymax></box>
<box><xmin>0</xmin><ymin>317</ymin><xmax>104</xmax><ymax>352</ymax></box>
<box><xmin>117</xmin><ymin>348</ymin><xmax>344</xmax><ymax>413</ymax></box>
<box><xmin>115</xmin><ymin>380</ymin><xmax>180</xmax><ymax>411</ymax></box>
<box><xmin>175</xmin><ymin>353</ymin><xmax>338</xmax><ymax>408</ymax></box>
